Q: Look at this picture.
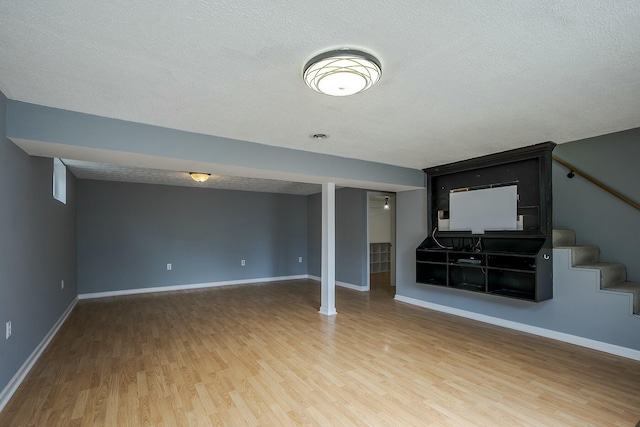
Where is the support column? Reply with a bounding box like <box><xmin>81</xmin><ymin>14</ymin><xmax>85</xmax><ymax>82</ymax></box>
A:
<box><xmin>319</xmin><ymin>182</ymin><xmax>337</xmax><ymax>316</ymax></box>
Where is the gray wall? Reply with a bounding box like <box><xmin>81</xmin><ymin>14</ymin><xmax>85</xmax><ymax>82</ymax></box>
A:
<box><xmin>307</xmin><ymin>193</ymin><xmax>321</xmax><ymax>277</ymax></box>
<box><xmin>307</xmin><ymin>188</ymin><xmax>368</xmax><ymax>287</ymax></box>
<box><xmin>553</xmin><ymin>128</ymin><xmax>640</xmax><ymax>281</ymax></box>
<box><xmin>77</xmin><ymin>180</ymin><xmax>308</xmax><ymax>294</ymax></box>
<box><xmin>396</xmin><ymin>189</ymin><xmax>429</xmax><ymax>295</ymax></box>
<box><xmin>396</xmin><ymin>176</ymin><xmax>640</xmax><ymax>351</ymax></box>
<box><xmin>7</xmin><ymin>100</ymin><xmax>425</xmax><ymax>191</ymax></box>
<box><xmin>336</xmin><ymin>188</ymin><xmax>368</xmax><ymax>287</ymax></box>
<box><xmin>0</xmin><ymin>91</ymin><xmax>77</xmax><ymax>394</ymax></box>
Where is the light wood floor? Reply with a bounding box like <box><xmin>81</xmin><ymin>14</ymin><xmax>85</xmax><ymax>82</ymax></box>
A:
<box><xmin>1</xmin><ymin>280</ymin><xmax>639</xmax><ymax>426</ymax></box>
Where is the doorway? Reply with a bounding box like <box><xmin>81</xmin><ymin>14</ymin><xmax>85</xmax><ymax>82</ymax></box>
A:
<box><xmin>367</xmin><ymin>192</ymin><xmax>396</xmax><ymax>292</ymax></box>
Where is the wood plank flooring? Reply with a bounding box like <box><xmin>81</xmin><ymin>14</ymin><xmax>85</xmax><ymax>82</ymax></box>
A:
<box><xmin>370</xmin><ymin>271</ymin><xmax>391</xmax><ymax>289</ymax></box>
<box><xmin>1</xmin><ymin>279</ymin><xmax>639</xmax><ymax>426</ymax></box>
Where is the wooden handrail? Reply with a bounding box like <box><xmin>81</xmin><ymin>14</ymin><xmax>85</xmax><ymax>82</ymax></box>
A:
<box><xmin>553</xmin><ymin>155</ymin><xmax>640</xmax><ymax>211</ymax></box>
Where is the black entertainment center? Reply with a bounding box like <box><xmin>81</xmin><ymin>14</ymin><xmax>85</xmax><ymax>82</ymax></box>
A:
<box><xmin>416</xmin><ymin>142</ymin><xmax>555</xmax><ymax>302</ymax></box>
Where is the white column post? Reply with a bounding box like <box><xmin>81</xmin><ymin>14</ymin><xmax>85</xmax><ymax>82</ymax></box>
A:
<box><xmin>319</xmin><ymin>182</ymin><xmax>337</xmax><ymax>316</ymax></box>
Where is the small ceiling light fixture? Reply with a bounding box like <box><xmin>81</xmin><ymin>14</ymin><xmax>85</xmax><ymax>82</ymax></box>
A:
<box><xmin>310</xmin><ymin>133</ymin><xmax>329</xmax><ymax>140</ymax></box>
<box><xmin>189</xmin><ymin>172</ymin><xmax>211</xmax><ymax>183</ymax></box>
<box><xmin>384</xmin><ymin>196</ymin><xmax>390</xmax><ymax>210</ymax></box>
<box><xmin>303</xmin><ymin>48</ymin><xmax>382</xmax><ymax>96</ymax></box>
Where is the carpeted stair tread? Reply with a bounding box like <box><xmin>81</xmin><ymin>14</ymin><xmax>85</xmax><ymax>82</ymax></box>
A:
<box><xmin>603</xmin><ymin>282</ymin><xmax>640</xmax><ymax>314</ymax></box>
<box><xmin>604</xmin><ymin>281</ymin><xmax>640</xmax><ymax>291</ymax></box>
<box><xmin>553</xmin><ymin>245</ymin><xmax>600</xmax><ymax>266</ymax></box>
<box><xmin>552</xmin><ymin>229</ymin><xmax>576</xmax><ymax>247</ymax></box>
<box><xmin>575</xmin><ymin>262</ymin><xmax>627</xmax><ymax>288</ymax></box>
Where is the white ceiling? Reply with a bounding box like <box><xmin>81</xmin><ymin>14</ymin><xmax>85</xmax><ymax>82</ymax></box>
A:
<box><xmin>1</xmin><ymin>1</ymin><xmax>639</xmax><ymax>188</ymax></box>
<box><xmin>63</xmin><ymin>159</ymin><xmax>322</xmax><ymax>195</ymax></box>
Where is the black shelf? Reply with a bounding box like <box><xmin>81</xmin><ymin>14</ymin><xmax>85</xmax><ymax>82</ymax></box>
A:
<box><xmin>488</xmin><ymin>289</ymin><xmax>536</xmax><ymax>301</ymax></box>
<box><xmin>487</xmin><ymin>254</ymin><xmax>535</xmax><ymax>271</ymax></box>
<box><xmin>416</xmin><ymin>241</ymin><xmax>551</xmax><ymax>302</ymax></box>
<box><xmin>487</xmin><ymin>267</ymin><xmax>536</xmax><ymax>274</ymax></box>
<box><xmin>450</xmin><ymin>282</ymin><xmax>485</xmax><ymax>292</ymax></box>
<box><xmin>417</xmin><ymin>278</ymin><xmax>447</xmax><ymax>287</ymax></box>
<box><xmin>416</xmin><ymin>142</ymin><xmax>555</xmax><ymax>302</ymax></box>
<box><xmin>417</xmin><ymin>250</ymin><xmax>447</xmax><ymax>263</ymax></box>
<box><xmin>416</xmin><ymin>257</ymin><xmax>447</xmax><ymax>287</ymax></box>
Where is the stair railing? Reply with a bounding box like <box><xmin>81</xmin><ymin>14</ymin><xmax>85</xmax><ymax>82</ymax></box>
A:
<box><xmin>553</xmin><ymin>155</ymin><xmax>640</xmax><ymax>212</ymax></box>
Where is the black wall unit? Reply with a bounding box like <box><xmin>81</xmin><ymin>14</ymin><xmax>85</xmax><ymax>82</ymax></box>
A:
<box><xmin>416</xmin><ymin>142</ymin><xmax>555</xmax><ymax>302</ymax></box>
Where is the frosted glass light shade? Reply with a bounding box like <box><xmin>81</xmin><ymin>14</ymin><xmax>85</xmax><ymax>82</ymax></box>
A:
<box><xmin>190</xmin><ymin>172</ymin><xmax>211</xmax><ymax>182</ymax></box>
<box><xmin>303</xmin><ymin>49</ymin><xmax>381</xmax><ymax>96</ymax></box>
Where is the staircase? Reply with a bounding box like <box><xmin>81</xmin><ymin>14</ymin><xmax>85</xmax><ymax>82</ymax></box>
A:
<box><xmin>553</xmin><ymin>229</ymin><xmax>640</xmax><ymax>315</ymax></box>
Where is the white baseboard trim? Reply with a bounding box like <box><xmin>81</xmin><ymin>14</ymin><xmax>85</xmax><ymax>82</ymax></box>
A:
<box><xmin>337</xmin><ymin>281</ymin><xmax>369</xmax><ymax>292</ymax></box>
<box><xmin>306</xmin><ymin>275</ymin><xmax>369</xmax><ymax>292</ymax></box>
<box><xmin>394</xmin><ymin>294</ymin><xmax>640</xmax><ymax>361</ymax></box>
<box><xmin>0</xmin><ymin>297</ymin><xmax>78</xmax><ymax>413</ymax></box>
<box><xmin>319</xmin><ymin>306</ymin><xmax>338</xmax><ymax>316</ymax></box>
<box><xmin>77</xmin><ymin>275</ymin><xmax>309</xmax><ymax>300</ymax></box>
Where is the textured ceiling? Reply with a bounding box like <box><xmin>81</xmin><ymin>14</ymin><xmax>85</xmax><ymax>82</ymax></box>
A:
<box><xmin>1</xmin><ymin>1</ymin><xmax>639</xmax><ymax>176</ymax></box>
<box><xmin>64</xmin><ymin>160</ymin><xmax>321</xmax><ymax>195</ymax></box>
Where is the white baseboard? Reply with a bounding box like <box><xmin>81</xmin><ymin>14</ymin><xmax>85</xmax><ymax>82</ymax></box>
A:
<box><xmin>0</xmin><ymin>297</ymin><xmax>78</xmax><ymax>413</ymax></box>
<box><xmin>319</xmin><ymin>306</ymin><xmax>338</xmax><ymax>316</ymax></box>
<box><xmin>337</xmin><ymin>281</ymin><xmax>369</xmax><ymax>291</ymax></box>
<box><xmin>394</xmin><ymin>294</ymin><xmax>640</xmax><ymax>361</ymax></box>
<box><xmin>306</xmin><ymin>275</ymin><xmax>369</xmax><ymax>292</ymax></box>
<box><xmin>77</xmin><ymin>275</ymin><xmax>309</xmax><ymax>299</ymax></box>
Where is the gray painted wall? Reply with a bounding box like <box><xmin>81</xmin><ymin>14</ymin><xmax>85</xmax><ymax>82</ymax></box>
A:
<box><xmin>396</xmin><ymin>189</ymin><xmax>429</xmax><ymax>295</ymax></box>
<box><xmin>0</xmin><ymin>91</ymin><xmax>77</xmax><ymax>394</ymax></box>
<box><xmin>336</xmin><ymin>188</ymin><xmax>368</xmax><ymax>287</ymax></box>
<box><xmin>396</xmin><ymin>177</ymin><xmax>640</xmax><ymax>351</ymax></box>
<box><xmin>77</xmin><ymin>180</ymin><xmax>308</xmax><ymax>294</ymax></box>
<box><xmin>7</xmin><ymin>101</ymin><xmax>425</xmax><ymax>190</ymax></box>
<box><xmin>553</xmin><ymin>128</ymin><xmax>640</xmax><ymax>281</ymax></box>
<box><xmin>306</xmin><ymin>188</ymin><xmax>368</xmax><ymax>287</ymax></box>
<box><xmin>307</xmin><ymin>193</ymin><xmax>321</xmax><ymax>278</ymax></box>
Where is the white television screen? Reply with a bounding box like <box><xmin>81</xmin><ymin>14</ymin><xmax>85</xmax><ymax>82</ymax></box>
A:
<box><xmin>449</xmin><ymin>185</ymin><xmax>518</xmax><ymax>234</ymax></box>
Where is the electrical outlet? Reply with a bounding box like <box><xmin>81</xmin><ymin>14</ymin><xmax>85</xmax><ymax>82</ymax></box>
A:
<box><xmin>299</xmin><ymin>257</ymin><xmax>303</xmax><ymax>263</ymax></box>
<box><xmin>61</xmin><ymin>279</ymin><xmax>64</xmax><ymax>290</ymax></box>
<box><xmin>167</xmin><ymin>263</ymin><xmax>172</xmax><ymax>270</ymax></box>
<box><xmin>6</xmin><ymin>321</ymin><xmax>11</xmax><ymax>340</ymax></box>
<box><xmin>241</xmin><ymin>259</ymin><xmax>246</xmax><ymax>266</ymax></box>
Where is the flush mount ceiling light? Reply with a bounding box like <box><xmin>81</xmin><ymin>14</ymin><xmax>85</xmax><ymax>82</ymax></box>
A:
<box><xmin>189</xmin><ymin>172</ymin><xmax>211</xmax><ymax>183</ymax></box>
<box><xmin>303</xmin><ymin>49</ymin><xmax>382</xmax><ymax>96</ymax></box>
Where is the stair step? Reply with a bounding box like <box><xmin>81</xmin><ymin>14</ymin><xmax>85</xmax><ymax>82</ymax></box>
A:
<box><xmin>575</xmin><ymin>262</ymin><xmax>627</xmax><ymax>288</ymax></box>
<box><xmin>556</xmin><ymin>228</ymin><xmax>637</xmax><ymax>316</ymax></box>
<box><xmin>553</xmin><ymin>229</ymin><xmax>576</xmax><ymax>247</ymax></box>
<box><xmin>556</xmin><ymin>245</ymin><xmax>600</xmax><ymax>266</ymax></box>
<box><xmin>603</xmin><ymin>282</ymin><xmax>640</xmax><ymax>314</ymax></box>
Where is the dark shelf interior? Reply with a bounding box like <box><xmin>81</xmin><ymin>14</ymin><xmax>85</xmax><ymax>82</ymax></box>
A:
<box><xmin>416</xmin><ymin>263</ymin><xmax>447</xmax><ymax>287</ymax></box>
<box><xmin>487</xmin><ymin>254</ymin><xmax>536</xmax><ymax>271</ymax></box>
<box><xmin>488</xmin><ymin>289</ymin><xmax>536</xmax><ymax>301</ymax></box>
<box><xmin>417</xmin><ymin>278</ymin><xmax>447</xmax><ymax>287</ymax></box>
<box><xmin>417</xmin><ymin>250</ymin><xmax>447</xmax><ymax>263</ymax></box>
<box><xmin>450</xmin><ymin>281</ymin><xmax>485</xmax><ymax>292</ymax></box>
